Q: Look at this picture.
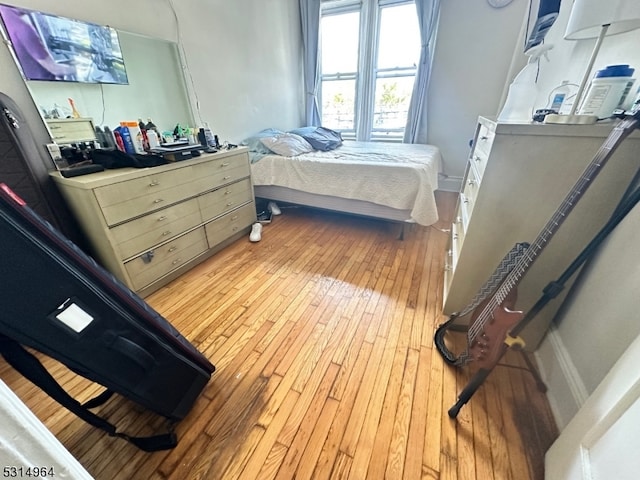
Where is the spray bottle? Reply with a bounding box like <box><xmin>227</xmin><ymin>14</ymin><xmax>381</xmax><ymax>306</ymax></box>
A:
<box><xmin>498</xmin><ymin>44</ymin><xmax>554</xmax><ymax>123</ymax></box>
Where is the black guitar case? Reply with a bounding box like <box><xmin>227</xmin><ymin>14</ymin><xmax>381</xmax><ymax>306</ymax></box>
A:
<box><xmin>0</xmin><ymin>92</ymin><xmax>59</xmax><ymax>226</ymax></box>
<box><xmin>0</xmin><ymin>183</ymin><xmax>215</xmax><ymax>450</ymax></box>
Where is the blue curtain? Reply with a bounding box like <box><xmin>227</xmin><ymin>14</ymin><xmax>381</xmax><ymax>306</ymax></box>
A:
<box><xmin>299</xmin><ymin>0</ymin><xmax>322</xmax><ymax>127</ymax></box>
<box><xmin>404</xmin><ymin>0</ymin><xmax>441</xmax><ymax>144</ymax></box>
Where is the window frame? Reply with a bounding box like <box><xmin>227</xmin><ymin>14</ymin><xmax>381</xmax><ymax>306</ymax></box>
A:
<box><xmin>320</xmin><ymin>0</ymin><xmax>417</xmax><ymax>142</ymax></box>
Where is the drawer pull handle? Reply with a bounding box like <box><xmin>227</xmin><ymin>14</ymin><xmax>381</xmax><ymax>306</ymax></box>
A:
<box><xmin>168</xmin><ymin>246</ymin><xmax>177</xmax><ymax>253</ymax></box>
<box><xmin>232</xmin><ymin>226</ymin><xmax>238</xmax><ymax>232</ymax></box>
<box><xmin>474</xmin><ymin>155</ymin><xmax>481</xmax><ymax>162</ymax></box>
<box><xmin>153</xmin><ymin>198</ymin><xmax>164</xmax><ymax>204</ymax></box>
<box><xmin>456</xmin><ymin>216</ymin><xmax>462</xmax><ymax>224</ymax></box>
<box><xmin>463</xmin><ymin>198</ymin><xmax>470</xmax><ymax>205</ymax></box>
<box><xmin>231</xmin><ymin>215</ymin><xmax>238</xmax><ymax>220</ymax></box>
<box><xmin>221</xmin><ymin>162</ymin><xmax>230</xmax><ymax>167</ymax></box>
<box><xmin>157</xmin><ymin>215</ymin><xmax>167</xmax><ymax>221</ymax></box>
<box><xmin>224</xmin><ymin>190</ymin><xmax>232</xmax><ymax>195</ymax></box>
<box><xmin>161</xmin><ymin>230</ymin><xmax>172</xmax><ymax>236</ymax></box>
<box><xmin>172</xmin><ymin>258</ymin><xmax>182</xmax><ymax>265</ymax></box>
<box><xmin>480</xmin><ymin>135</ymin><xmax>488</xmax><ymax>140</ymax></box>
<box><xmin>223</xmin><ymin>175</ymin><xmax>231</xmax><ymax>180</ymax></box>
<box><xmin>453</xmin><ymin>234</ymin><xmax>459</xmax><ymax>240</ymax></box>
<box><xmin>149</xmin><ymin>181</ymin><xmax>160</xmax><ymax>186</ymax></box>
<box><xmin>467</xmin><ymin>179</ymin><xmax>475</xmax><ymax>186</ymax></box>
<box><xmin>226</xmin><ymin>202</ymin><xmax>234</xmax><ymax>207</ymax></box>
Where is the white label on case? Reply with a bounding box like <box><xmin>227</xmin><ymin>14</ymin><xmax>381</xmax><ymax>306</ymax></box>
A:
<box><xmin>56</xmin><ymin>303</ymin><xmax>94</xmax><ymax>333</ymax></box>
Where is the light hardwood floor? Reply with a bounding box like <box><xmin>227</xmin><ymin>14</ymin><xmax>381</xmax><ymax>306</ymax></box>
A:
<box><xmin>0</xmin><ymin>191</ymin><xmax>558</xmax><ymax>479</ymax></box>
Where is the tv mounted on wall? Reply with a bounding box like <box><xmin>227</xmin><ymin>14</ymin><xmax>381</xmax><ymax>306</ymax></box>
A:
<box><xmin>0</xmin><ymin>4</ymin><xmax>128</xmax><ymax>84</ymax></box>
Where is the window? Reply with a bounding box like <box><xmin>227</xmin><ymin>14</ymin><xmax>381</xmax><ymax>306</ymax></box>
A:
<box><xmin>320</xmin><ymin>0</ymin><xmax>420</xmax><ymax>142</ymax></box>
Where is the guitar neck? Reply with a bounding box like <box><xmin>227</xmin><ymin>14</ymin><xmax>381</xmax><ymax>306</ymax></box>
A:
<box><xmin>470</xmin><ymin>114</ymin><xmax>640</xmax><ymax>340</ymax></box>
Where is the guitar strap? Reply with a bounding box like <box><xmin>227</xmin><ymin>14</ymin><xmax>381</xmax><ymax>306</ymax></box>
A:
<box><xmin>435</xmin><ymin>242</ymin><xmax>530</xmax><ymax>366</ymax></box>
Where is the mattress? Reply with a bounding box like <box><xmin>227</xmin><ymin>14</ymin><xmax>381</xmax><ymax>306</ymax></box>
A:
<box><xmin>250</xmin><ymin>141</ymin><xmax>442</xmax><ymax>226</ymax></box>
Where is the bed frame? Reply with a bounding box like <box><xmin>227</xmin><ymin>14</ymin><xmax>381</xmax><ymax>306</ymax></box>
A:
<box><xmin>254</xmin><ymin>185</ymin><xmax>415</xmax><ymax>223</ymax></box>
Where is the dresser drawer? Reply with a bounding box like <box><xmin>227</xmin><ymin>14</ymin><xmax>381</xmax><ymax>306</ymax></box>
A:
<box><xmin>450</xmin><ymin>218</ymin><xmax>463</xmax><ymax>272</ymax></box>
<box><xmin>461</xmin><ymin>165</ymin><xmax>479</xmax><ymax>218</ymax></box>
<box><xmin>198</xmin><ymin>178</ymin><xmax>253</xmax><ymax>222</ymax></box>
<box><xmin>192</xmin><ymin>156</ymin><xmax>251</xmax><ymax>193</ymax></box>
<box><xmin>204</xmin><ymin>203</ymin><xmax>255</xmax><ymax>247</ymax></box>
<box><xmin>111</xmin><ymin>198</ymin><xmax>202</xmax><ymax>260</ymax></box>
<box><xmin>474</xmin><ymin>123</ymin><xmax>495</xmax><ymax>158</ymax></box>
<box><xmin>124</xmin><ymin>227</ymin><xmax>208</xmax><ymax>291</ymax></box>
<box><xmin>96</xmin><ymin>167</ymin><xmax>200</xmax><ymax>226</ymax></box>
<box><xmin>469</xmin><ymin>147</ymin><xmax>489</xmax><ymax>181</ymax></box>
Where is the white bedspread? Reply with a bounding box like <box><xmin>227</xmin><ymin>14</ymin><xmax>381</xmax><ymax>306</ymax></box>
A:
<box><xmin>250</xmin><ymin>141</ymin><xmax>442</xmax><ymax>226</ymax></box>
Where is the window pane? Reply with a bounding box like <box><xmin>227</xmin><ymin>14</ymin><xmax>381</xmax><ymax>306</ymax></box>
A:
<box><xmin>377</xmin><ymin>4</ymin><xmax>421</xmax><ymax>70</ymax></box>
<box><xmin>372</xmin><ymin>76</ymin><xmax>415</xmax><ymax>131</ymax></box>
<box><xmin>321</xmin><ymin>79</ymin><xmax>356</xmax><ymax>131</ymax></box>
<box><xmin>321</xmin><ymin>12</ymin><xmax>360</xmax><ymax>73</ymax></box>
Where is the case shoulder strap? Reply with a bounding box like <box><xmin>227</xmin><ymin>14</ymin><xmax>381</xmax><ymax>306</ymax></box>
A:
<box><xmin>0</xmin><ymin>334</ymin><xmax>177</xmax><ymax>452</ymax></box>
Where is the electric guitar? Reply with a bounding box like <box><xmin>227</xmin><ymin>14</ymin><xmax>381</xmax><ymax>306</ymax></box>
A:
<box><xmin>435</xmin><ymin>109</ymin><xmax>640</xmax><ymax>370</ymax></box>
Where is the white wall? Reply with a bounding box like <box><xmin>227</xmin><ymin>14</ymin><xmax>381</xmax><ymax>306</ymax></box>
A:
<box><xmin>427</xmin><ymin>0</ymin><xmax>528</xmax><ymax>180</ymax></box>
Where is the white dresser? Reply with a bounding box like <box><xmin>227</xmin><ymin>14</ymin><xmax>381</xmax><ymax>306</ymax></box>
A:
<box><xmin>443</xmin><ymin>116</ymin><xmax>640</xmax><ymax>349</ymax></box>
<box><xmin>51</xmin><ymin>147</ymin><xmax>255</xmax><ymax>296</ymax></box>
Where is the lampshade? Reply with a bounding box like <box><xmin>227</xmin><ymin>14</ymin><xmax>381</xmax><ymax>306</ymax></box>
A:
<box><xmin>565</xmin><ymin>0</ymin><xmax>640</xmax><ymax>40</ymax></box>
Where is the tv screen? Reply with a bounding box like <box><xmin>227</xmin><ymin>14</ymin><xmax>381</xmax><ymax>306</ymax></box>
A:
<box><xmin>0</xmin><ymin>4</ymin><xmax>128</xmax><ymax>84</ymax></box>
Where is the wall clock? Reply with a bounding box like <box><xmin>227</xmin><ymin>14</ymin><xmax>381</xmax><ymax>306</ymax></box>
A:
<box><xmin>487</xmin><ymin>0</ymin><xmax>515</xmax><ymax>7</ymax></box>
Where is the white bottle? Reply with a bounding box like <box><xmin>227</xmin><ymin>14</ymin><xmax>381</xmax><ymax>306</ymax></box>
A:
<box><xmin>147</xmin><ymin>129</ymin><xmax>160</xmax><ymax>149</ymax></box>
<box><xmin>498</xmin><ymin>44</ymin><xmax>554</xmax><ymax>123</ymax></box>
<box><xmin>578</xmin><ymin>65</ymin><xmax>635</xmax><ymax>119</ymax></box>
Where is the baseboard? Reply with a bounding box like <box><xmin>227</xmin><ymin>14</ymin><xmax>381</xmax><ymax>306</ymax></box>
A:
<box><xmin>437</xmin><ymin>175</ymin><xmax>462</xmax><ymax>192</ymax></box>
<box><xmin>534</xmin><ymin>325</ymin><xmax>589</xmax><ymax>431</ymax></box>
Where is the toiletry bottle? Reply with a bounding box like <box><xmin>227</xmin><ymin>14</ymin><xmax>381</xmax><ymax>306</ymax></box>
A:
<box><xmin>498</xmin><ymin>44</ymin><xmax>553</xmax><ymax>122</ymax></box>
<box><xmin>121</xmin><ymin>121</ymin><xmax>145</xmax><ymax>154</ymax></box>
<box><xmin>578</xmin><ymin>64</ymin><xmax>636</xmax><ymax>119</ymax></box>
<box><xmin>147</xmin><ymin>129</ymin><xmax>160</xmax><ymax>149</ymax></box>
<box><xmin>102</xmin><ymin>126</ymin><xmax>117</xmax><ymax>149</ymax></box>
<box><xmin>113</xmin><ymin>129</ymin><xmax>126</xmax><ymax>152</ymax></box>
<box><xmin>117</xmin><ymin>124</ymin><xmax>136</xmax><ymax>154</ymax></box>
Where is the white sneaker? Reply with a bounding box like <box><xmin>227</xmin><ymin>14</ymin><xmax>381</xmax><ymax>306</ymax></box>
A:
<box><xmin>249</xmin><ymin>222</ymin><xmax>262</xmax><ymax>242</ymax></box>
<box><xmin>268</xmin><ymin>201</ymin><xmax>281</xmax><ymax>215</ymax></box>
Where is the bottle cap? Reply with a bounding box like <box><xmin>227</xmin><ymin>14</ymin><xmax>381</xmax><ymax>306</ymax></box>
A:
<box><xmin>595</xmin><ymin>65</ymin><xmax>634</xmax><ymax>78</ymax></box>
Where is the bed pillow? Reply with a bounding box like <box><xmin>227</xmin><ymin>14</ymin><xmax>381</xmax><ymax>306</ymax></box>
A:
<box><xmin>289</xmin><ymin>126</ymin><xmax>343</xmax><ymax>151</ymax></box>
<box><xmin>242</xmin><ymin>128</ymin><xmax>284</xmax><ymax>151</ymax></box>
<box><xmin>241</xmin><ymin>128</ymin><xmax>284</xmax><ymax>163</ymax></box>
<box><xmin>260</xmin><ymin>133</ymin><xmax>314</xmax><ymax>157</ymax></box>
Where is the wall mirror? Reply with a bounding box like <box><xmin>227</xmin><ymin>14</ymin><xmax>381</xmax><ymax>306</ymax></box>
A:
<box><xmin>28</xmin><ymin>30</ymin><xmax>194</xmax><ymax>139</ymax></box>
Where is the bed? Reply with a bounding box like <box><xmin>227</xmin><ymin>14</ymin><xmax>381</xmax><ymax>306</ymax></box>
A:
<box><xmin>248</xmin><ymin>133</ymin><xmax>442</xmax><ymax>226</ymax></box>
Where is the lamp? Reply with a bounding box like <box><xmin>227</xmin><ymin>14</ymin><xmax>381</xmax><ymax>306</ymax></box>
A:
<box><xmin>545</xmin><ymin>0</ymin><xmax>640</xmax><ymax>124</ymax></box>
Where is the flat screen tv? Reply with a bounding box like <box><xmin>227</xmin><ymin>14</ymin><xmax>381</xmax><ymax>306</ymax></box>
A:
<box><xmin>0</xmin><ymin>4</ymin><xmax>128</xmax><ymax>84</ymax></box>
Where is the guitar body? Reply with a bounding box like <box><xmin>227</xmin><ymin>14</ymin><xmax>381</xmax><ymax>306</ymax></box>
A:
<box><xmin>468</xmin><ymin>288</ymin><xmax>523</xmax><ymax>369</ymax></box>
